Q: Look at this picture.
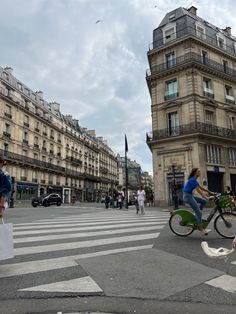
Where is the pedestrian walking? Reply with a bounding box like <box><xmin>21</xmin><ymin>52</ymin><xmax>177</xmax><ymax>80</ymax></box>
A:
<box><xmin>0</xmin><ymin>157</ymin><xmax>12</xmax><ymax>218</ymax></box>
<box><xmin>137</xmin><ymin>186</ymin><xmax>146</xmax><ymax>215</ymax></box>
<box><xmin>104</xmin><ymin>193</ymin><xmax>110</xmax><ymax>209</ymax></box>
<box><xmin>117</xmin><ymin>193</ymin><xmax>123</xmax><ymax>209</ymax></box>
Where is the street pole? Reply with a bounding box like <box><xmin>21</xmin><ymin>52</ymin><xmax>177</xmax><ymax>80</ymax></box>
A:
<box><xmin>172</xmin><ymin>165</ymin><xmax>179</xmax><ymax>210</ymax></box>
<box><xmin>125</xmin><ymin>134</ymin><xmax>128</xmax><ymax>209</ymax></box>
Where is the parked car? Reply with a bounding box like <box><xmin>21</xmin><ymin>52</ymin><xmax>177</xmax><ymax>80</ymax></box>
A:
<box><xmin>32</xmin><ymin>193</ymin><xmax>62</xmax><ymax>207</ymax></box>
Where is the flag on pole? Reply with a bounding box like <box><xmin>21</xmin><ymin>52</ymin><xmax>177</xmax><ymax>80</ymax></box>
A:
<box><xmin>125</xmin><ymin>134</ymin><xmax>128</xmax><ymax>153</ymax></box>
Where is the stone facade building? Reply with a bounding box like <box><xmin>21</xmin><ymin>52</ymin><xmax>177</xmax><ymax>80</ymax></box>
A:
<box><xmin>146</xmin><ymin>6</ymin><xmax>236</xmax><ymax>206</ymax></box>
<box><xmin>0</xmin><ymin>66</ymin><xmax>118</xmax><ymax>203</ymax></box>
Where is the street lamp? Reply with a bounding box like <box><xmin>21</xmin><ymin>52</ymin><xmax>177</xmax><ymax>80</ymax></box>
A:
<box><xmin>171</xmin><ymin>165</ymin><xmax>179</xmax><ymax>210</ymax></box>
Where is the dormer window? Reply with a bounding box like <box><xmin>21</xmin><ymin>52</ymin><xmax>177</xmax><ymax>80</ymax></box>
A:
<box><xmin>169</xmin><ymin>13</ymin><xmax>175</xmax><ymax>20</ymax></box>
<box><xmin>216</xmin><ymin>33</ymin><xmax>226</xmax><ymax>49</ymax></box>
<box><xmin>162</xmin><ymin>23</ymin><xmax>176</xmax><ymax>44</ymax></box>
<box><xmin>195</xmin><ymin>22</ymin><xmax>206</xmax><ymax>39</ymax></box>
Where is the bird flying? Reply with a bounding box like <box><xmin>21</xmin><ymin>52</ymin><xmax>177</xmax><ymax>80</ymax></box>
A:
<box><xmin>96</xmin><ymin>20</ymin><xmax>102</xmax><ymax>24</ymax></box>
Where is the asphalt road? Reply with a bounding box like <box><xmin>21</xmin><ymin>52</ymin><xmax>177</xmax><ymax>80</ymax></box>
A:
<box><xmin>0</xmin><ymin>204</ymin><xmax>236</xmax><ymax>314</ymax></box>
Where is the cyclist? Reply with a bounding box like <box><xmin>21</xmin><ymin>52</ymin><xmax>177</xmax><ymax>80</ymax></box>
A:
<box><xmin>182</xmin><ymin>168</ymin><xmax>213</xmax><ymax>235</ymax></box>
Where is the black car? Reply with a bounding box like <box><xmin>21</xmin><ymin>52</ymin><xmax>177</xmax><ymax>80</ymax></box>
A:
<box><xmin>32</xmin><ymin>193</ymin><xmax>62</xmax><ymax>207</ymax></box>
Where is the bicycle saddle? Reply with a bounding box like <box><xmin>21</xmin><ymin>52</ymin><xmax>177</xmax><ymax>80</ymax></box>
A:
<box><xmin>201</xmin><ymin>241</ymin><xmax>235</xmax><ymax>259</ymax></box>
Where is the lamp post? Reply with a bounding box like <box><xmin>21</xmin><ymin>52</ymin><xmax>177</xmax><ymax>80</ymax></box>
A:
<box><xmin>172</xmin><ymin>165</ymin><xmax>179</xmax><ymax>210</ymax></box>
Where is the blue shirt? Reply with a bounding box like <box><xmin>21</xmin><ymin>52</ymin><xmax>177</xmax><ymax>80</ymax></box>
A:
<box><xmin>0</xmin><ymin>170</ymin><xmax>12</xmax><ymax>197</ymax></box>
<box><xmin>182</xmin><ymin>176</ymin><xmax>199</xmax><ymax>193</ymax></box>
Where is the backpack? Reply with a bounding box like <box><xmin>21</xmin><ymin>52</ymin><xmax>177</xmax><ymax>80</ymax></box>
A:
<box><xmin>0</xmin><ymin>170</ymin><xmax>12</xmax><ymax>197</ymax></box>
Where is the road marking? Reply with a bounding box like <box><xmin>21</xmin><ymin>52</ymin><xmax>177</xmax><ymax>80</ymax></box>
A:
<box><xmin>205</xmin><ymin>274</ymin><xmax>236</xmax><ymax>293</ymax></box>
<box><xmin>15</xmin><ymin>214</ymin><xmax>170</xmax><ymax>225</ymax></box>
<box><xmin>0</xmin><ymin>245</ymin><xmax>152</xmax><ymax>278</ymax></box>
<box><xmin>14</xmin><ymin>225</ymin><xmax>164</xmax><ymax>243</ymax></box>
<box><xmin>13</xmin><ymin>218</ymin><xmax>168</xmax><ymax>230</ymax></box>
<box><xmin>14</xmin><ymin>233</ymin><xmax>159</xmax><ymax>255</ymax></box>
<box><xmin>14</xmin><ymin>221</ymin><xmax>165</xmax><ymax>236</ymax></box>
<box><xmin>18</xmin><ymin>276</ymin><xmax>103</xmax><ymax>293</ymax></box>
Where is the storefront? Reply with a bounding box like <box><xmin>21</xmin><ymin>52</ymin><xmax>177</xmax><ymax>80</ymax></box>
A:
<box><xmin>16</xmin><ymin>182</ymin><xmax>39</xmax><ymax>200</ymax></box>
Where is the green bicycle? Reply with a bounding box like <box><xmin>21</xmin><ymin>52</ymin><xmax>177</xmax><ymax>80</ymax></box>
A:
<box><xmin>169</xmin><ymin>194</ymin><xmax>236</xmax><ymax>239</ymax></box>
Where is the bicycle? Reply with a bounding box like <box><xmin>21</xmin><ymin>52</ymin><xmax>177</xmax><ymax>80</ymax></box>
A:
<box><xmin>169</xmin><ymin>194</ymin><xmax>236</xmax><ymax>238</ymax></box>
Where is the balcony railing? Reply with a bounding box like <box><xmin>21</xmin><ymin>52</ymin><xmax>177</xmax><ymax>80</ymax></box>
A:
<box><xmin>24</xmin><ymin>122</ymin><xmax>29</xmax><ymax>127</ymax></box>
<box><xmin>146</xmin><ymin>122</ymin><xmax>236</xmax><ymax>141</ymax></box>
<box><xmin>32</xmin><ymin>178</ymin><xmax>38</xmax><ymax>183</ymax></box>
<box><xmin>226</xmin><ymin>95</ymin><xmax>235</xmax><ymax>104</ymax></box>
<box><xmin>146</xmin><ymin>52</ymin><xmax>236</xmax><ymax>81</ymax></box>
<box><xmin>34</xmin><ymin>127</ymin><xmax>40</xmax><ymax>132</ymax></box>
<box><xmin>3</xmin><ymin>132</ymin><xmax>11</xmax><ymax>138</ymax></box>
<box><xmin>164</xmin><ymin>92</ymin><xmax>179</xmax><ymax>101</ymax></box>
<box><xmin>65</xmin><ymin>156</ymin><xmax>83</xmax><ymax>166</ymax></box>
<box><xmin>22</xmin><ymin>139</ymin><xmax>29</xmax><ymax>145</ymax></box>
<box><xmin>149</xmin><ymin>25</ymin><xmax>236</xmax><ymax>56</ymax></box>
<box><xmin>4</xmin><ymin>112</ymin><xmax>12</xmax><ymax>119</ymax></box>
<box><xmin>0</xmin><ymin>148</ymin><xmax>66</xmax><ymax>174</ymax></box>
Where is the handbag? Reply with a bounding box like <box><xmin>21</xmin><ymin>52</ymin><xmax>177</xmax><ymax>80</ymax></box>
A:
<box><xmin>0</xmin><ymin>218</ymin><xmax>14</xmax><ymax>261</ymax></box>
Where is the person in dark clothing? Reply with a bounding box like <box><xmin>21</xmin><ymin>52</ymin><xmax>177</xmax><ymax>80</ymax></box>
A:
<box><xmin>0</xmin><ymin>157</ymin><xmax>12</xmax><ymax>218</ymax></box>
<box><xmin>104</xmin><ymin>194</ymin><xmax>110</xmax><ymax>209</ymax></box>
<box><xmin>225</xmin><ymin>186</ymin><xmax>233</xmax><ymax>196</ymax></box>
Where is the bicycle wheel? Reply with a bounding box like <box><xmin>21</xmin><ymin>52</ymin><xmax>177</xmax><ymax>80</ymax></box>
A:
<box><xmin>214</xmin><ymin>212</ymin><xmax>236</xmax><ymax>239</ymax></box>
<box><xmin>169</xmin><ymin>212</ymin><xmax>195</xmax><ymax>237</ymax></box>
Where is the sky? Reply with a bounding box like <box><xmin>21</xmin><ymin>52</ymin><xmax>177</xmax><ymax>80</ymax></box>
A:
<box><xmin>0</xmin><ymin>0</ymin><xmax>235</xmax><ymax>174</ymax></box>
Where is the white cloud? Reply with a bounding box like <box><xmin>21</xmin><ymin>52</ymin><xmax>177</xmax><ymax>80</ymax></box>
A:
<box><xmin>1</xmin><ymin>0</ymin><xmax>236</xmax><ymax>173</ymax></box>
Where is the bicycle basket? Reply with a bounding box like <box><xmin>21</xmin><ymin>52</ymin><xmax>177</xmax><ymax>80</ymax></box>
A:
<box><xmin>218</xmin><ymin>196</ymin><xmax>231</xmax><ymax>208</ymax></box>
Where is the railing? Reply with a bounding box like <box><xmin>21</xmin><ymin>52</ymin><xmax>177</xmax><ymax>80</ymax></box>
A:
<box><xmin>146</xmin><ymin>52</ymin><xmax>236</xmax><ymax>80</ymax></box>
<box><xmin>65</xmin><ymin>156</ymin><xmax>83</xmax><ymax>166</ymax></box>
<box><xmin>146</xmin><ymin>122</ymin><xmax>236</xmax><ymax>141</ymax></box>
<box><xmin>3</xmin><ymin>132</ymin><xmax>11</xmax><ymax>138</ymax></box>
<box><xmin>4</xmin><ymin>112</ymin><xmax>12</xmax><ymax>119</ymax></box>
<box><xmin>149</xmin><ymin>25</ymin><xmax>236</xmax><ymax>56</ymax></box>
<box><xmin>0</xmin><ymin>148</ymin><xmax>66</xmax><ymax>174</ymax></box>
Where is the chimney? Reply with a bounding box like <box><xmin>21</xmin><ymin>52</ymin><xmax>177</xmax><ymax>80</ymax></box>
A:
<box><xmin>223</xmin><ymin>27</ymin><xmax>231</xmax><ymax>35</ymax></box>
<box><xmin>36</xmin><ymin>90</ymin><xmax>44</xmax><ymax>98</ymax></box>
<box><xmin>50</xmin><ymin>102</ymin><xmax>61</xmax><ymax>111</ymax></box>
<box><xmin>87</xmin><ymin>130</ymin><xmax>96</xmax><ymax>137</ymax></box>
<box><xmin>4</xmin><ymin>66</ymin><xmax>13</xmax><ymax>75</ymax></box>
<box><xmin>188</xmin><ymin>6</ymin><xmax>197</xmax><ymax>16</ymax></box>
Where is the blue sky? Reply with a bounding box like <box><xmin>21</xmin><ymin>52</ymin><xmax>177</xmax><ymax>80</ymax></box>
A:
<box><xmin>0</xmin><ymin>0</ymin><xmax>235</xmax><ymax>174</ymax></box>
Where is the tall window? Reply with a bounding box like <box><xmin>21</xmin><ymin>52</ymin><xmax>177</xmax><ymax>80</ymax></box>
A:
<box><xmin>23</xmin><ymin>132</ymin><xmax>28</xmax><ymax>140</ymax></box>
<box><xmin>24</xmin><ymin>115</ymin><xmax>29</xmax><ymax>127</ymax></box>
<box><xmin>217</xmin><ymin>34</ymin><xmax>226</xmax><ymax>49</ymax></box>
<box><xmin>196</xmin><ymin>24</ymin><xmax>206</xmax><ymax>39</ymax></box>
<box><xmin>165</xmin><ymin>52</ymin><xmax>175</xmax><ymax>68</ymax></box>
<box><xmin>5</xmin><ymin>123</ymin><xmax>11</xmax><ymax>134</ymax></box>
<box><xmin>4</xmin><ymin>104</ymin><xmax>12</xmax><ymax>118</ymax></box>
<box><xmin>206</xmin><ymin>145</ymin><xmax>222</xmax><ymax>164</ymax></box>
<box><xmin>205</xmin><ymin>110</ymin><xmax>214</xmax><ymax>124</ymax></box>
<box><xmin>229</xmin><ymin>148</ymin><xmax>236</xmax><ymax>166</ymax></box>
<box><xmin>229</xmin><ymin>116</ymin><xmax>235</xmax><ymax>130</ymax></box>
<box><xmin>202</xmin><ymin>51</ymin><xmax>208</xmax><ymax>65</ymax></box>
<box><xmin>163</xmin><ymin>24</ymin><xmax>176</xmax><ymax>43</ymax></box>
<box><xmin>168</xmin><ymin>111</ymin><xmax>179</xmax><ymax>135</ymax></box>
<box><xmin>203</xmin><ymin>78</ymin><xmax>214</xmax><ymax>98</ymax></box>
<box><xmin>165</xmin><ymin>79</ymin><xmax>178</xmax><ymax>100</ymax></box>
<box><xmin>225</xmin><ymin>85</ymin><xmax>235</xmax><ymax>104</ymax></box>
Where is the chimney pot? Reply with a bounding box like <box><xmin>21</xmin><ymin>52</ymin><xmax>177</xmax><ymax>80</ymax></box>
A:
<box><xmin>188</xmin><ymin>6</ymin><xmax>197</xmax><ymax>16</ymax></box>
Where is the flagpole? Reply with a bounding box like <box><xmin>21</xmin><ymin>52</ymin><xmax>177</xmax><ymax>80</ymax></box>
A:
<box><xmin>125</xmin><ymin>134</ymin><xmax>128</xmax><ymax>209</ymax></box>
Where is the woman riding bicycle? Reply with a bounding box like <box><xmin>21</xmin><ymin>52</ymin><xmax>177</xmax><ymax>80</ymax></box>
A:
<box><xmin>182</xmin><ymin>168</ymin><xmax>213</xmax><ymax>235</ymax></box>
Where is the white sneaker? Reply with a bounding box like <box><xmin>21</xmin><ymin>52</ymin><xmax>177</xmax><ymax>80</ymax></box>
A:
<box><xmin>201</xmin><ymin>228</ymin><xmax>211</xmax><ymax>235</ymax></box>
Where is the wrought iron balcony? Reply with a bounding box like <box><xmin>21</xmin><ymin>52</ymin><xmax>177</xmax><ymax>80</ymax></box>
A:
<box><xmin>146</xmin><ymin>52</ymin><xmax>236</xmax><ymax>81</ymax></box>
<box><xmin>22</xmin><ymin>139</ymin><xmax>29</xmax><ymax>145</ymax></box>
<box><xmin>148</xmin><ymin>25</ymin><xmax>236</xmax><ymax>56</ymax></box>
<box><xmin>24</xmin><ymin>122</ymin><xmax>29</xmax><ymax>127</ymax></box>
<box><xmin>65</xmin><ymin>156</ymin><xmax>83</xmax><ymax>166</ymax></box>
<box><xmin>3</xmin><ymin>132</ymin><xmax>11</xmax><ymax>138</ymax></box>
<box><xmin>4</xmin><ymin>112</ymin><xmax>12</xmax><ymax>119</ymax></box>
<box><xmin>0</xmin><ymin>148</ymin><xmax>66</xmax><ymax>174</ymax></box>
<box><xmin>146</xmin><ymin>122</ymin><xmax>236</xmax><ymax>142</ymax></box>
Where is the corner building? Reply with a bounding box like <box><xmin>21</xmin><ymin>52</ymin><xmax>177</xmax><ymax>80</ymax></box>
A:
<box><xmin>146</xmin><ymin>6</ymin><xmax>236</xmax><ymax>206</ymax></box>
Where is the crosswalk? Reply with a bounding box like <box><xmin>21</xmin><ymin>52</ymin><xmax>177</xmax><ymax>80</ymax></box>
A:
<box><xmin>0</xmin><ymin>210</ymin><xmax>169</xmax><ymax>294</ymax></box>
